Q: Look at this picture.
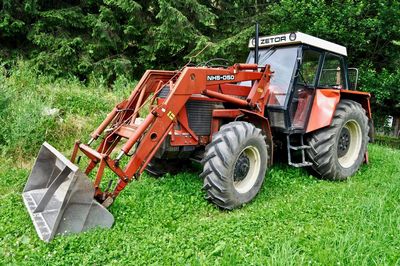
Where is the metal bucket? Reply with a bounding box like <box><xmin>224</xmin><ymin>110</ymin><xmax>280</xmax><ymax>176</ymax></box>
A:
<box><xmin>22</xmin><ymin>142</ymin><xmax>114</xmax><ymax>242</ymax></box>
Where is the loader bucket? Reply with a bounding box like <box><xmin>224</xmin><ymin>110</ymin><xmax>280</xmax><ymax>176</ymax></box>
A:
<box><xmin>22</xmin><ymin>142</ymin><xmax>114</xmax><ymax>242</ymax></box>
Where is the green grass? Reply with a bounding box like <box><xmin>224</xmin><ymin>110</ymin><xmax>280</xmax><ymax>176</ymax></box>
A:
<box><xmin>1</xmin><ymin>144</ymin><xmax>400</xmax><ymax>265</ymax></box>
<box><xmin>1</xmin><ymin>63</ymin><xmax>400</xmax><ymax>264</ymax></box>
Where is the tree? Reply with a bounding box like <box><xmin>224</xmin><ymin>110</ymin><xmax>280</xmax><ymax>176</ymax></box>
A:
<box><xmin>1</xmin><ymin>0</ymin><xmax>399</xmax><ymax>130</ymax></box>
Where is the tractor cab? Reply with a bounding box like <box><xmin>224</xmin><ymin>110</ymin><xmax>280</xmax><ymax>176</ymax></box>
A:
<box><xmin>246</xmin><ymin>32</ymin><xmax>356</xmax><ymax>133</ymax></box>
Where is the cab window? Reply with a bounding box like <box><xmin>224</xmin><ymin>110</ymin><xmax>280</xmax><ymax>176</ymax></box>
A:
<box><xmin>298</xmin><ymin>50</ymin><xmax>321</xmax><ymax>86</ymax></box>
<box><xmin>245</xmin><ymin>46</ymin><xmax>298</xmax><ymax>107</ymax></box>
<box><xmin>319</xmin><ymin>53</ymin><xmax>345</xmax><ymax>89</ymax></box>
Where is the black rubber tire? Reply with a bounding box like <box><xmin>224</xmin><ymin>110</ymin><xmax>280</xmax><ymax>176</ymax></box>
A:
<box><xmin>201</xmin><ymin>121</ymin><xmax>268</xmax><ymax>210</ymax></box>
<box><xmin>307</xmin><ymin>100</ymin><xmax>369</xmax><ymax>180</ymax></box>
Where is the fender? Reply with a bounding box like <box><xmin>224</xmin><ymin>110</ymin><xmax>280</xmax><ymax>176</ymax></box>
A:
<box><xmin>239</xmin><ymin>109</ymin><xmax>274</xmax><ymax>167</ymax></box>
<box><xmin>340</xmin><ymin>90</ymin><xmax>372</xmax><ymax>119</ymax></box>
<box><xmin>211</xmin><ymin>108</ymin><xmax>274</xmax><ymax>166</ymax></box>
<box><xmin>340</xmin><ymin>89</ymin><xmax>374</xmax><ymax>142</ymax></box>
<box><xmin>306</xmin><ymin>89</ymin><xmax>373</xmax><ymax>135</ymax></box>
<box><xmin>306</xmin><ymin>89</ymin><xmax>340</xmax><ymax>133</ymax></box>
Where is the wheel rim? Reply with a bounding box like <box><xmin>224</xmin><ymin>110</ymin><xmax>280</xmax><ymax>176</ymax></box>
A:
<box><xmin>337</xmin><ymin>119</ymin><xmax>362</xmax><ymax>168</ymax></box>
<box><xmin>337</xmin><ymin>127</ymin><xmax>351</xmax><ymax>157</ymax></box>
<box><xmin>233</xmin><ymin>145</ymin><xmax>261</xmax><ymax>194</ymax></box>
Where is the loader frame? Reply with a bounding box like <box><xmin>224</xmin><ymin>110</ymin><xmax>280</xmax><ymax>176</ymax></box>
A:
<box><xmin>70</xmin><ymin>64</ymin><xmax>273</xmax><ymax>205</ymax></box>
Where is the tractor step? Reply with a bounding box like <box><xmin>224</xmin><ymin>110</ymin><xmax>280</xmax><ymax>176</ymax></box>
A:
<box><xmin>286</xmin><ymin>134</ymin><xmax>312</xmax><ymax>168</ymax></box>
<box><xmin>288</xmin><ymin>161</ymin><xmax>313</xmax><ymax>167</ymax></box>
<box><xmin>288</xmin><ymin>145</ymin><xmax>311</xmax><ymax>150</ymax></box>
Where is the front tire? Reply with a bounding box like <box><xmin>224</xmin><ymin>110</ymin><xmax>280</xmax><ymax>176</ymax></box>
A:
<box><xmin>201</xmin><ymin>121</ymin><xmax>268</xmax><ymax>209</ymax></box>
<box><xmin>307</xmin><ymin>100</ymin><xmax>369</xmax><ymax>180</ymax></box>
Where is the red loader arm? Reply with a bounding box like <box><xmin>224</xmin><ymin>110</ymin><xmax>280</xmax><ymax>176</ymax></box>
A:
<box><xmin>71</xmin><ymin>64</ymin><xmax>272</xmax><ymax>206</ymax></box>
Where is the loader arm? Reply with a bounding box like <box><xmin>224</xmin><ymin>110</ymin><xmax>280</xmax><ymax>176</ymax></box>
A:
<box><xmin>71</xmin><ymin>64</ymin><xmax>272</xmax><ymax>205</ymax></box>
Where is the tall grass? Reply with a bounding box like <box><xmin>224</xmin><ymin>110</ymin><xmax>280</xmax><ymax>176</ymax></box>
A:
<box><xmin>0</xmin><ymin>61</ymin><xmax>135</xmax><ymax>160</ymax></box>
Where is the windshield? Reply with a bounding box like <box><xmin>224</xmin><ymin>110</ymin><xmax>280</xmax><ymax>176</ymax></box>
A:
<box><xmin>246</xmin><ymin>46</ymin><xmax>298</xmax><ymax>107</ymax></box>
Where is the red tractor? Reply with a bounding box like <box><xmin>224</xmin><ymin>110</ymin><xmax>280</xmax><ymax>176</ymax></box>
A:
<box><xmin>23</xmin><ymin>31</ymin><xmax>372</xmax><ymax>241</ymax></box>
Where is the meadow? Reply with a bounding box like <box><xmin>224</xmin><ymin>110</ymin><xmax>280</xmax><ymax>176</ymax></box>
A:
<box><xmin>1</xmin><ymin>64</ymin><xmax>399</xmax><ymax>265</ymax></box>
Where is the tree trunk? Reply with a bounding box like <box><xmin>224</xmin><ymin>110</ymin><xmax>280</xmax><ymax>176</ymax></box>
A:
<box><xmin>393</xmin><ymin>115</ymin><xmax>400</xmax><ymax>137</ymax></box>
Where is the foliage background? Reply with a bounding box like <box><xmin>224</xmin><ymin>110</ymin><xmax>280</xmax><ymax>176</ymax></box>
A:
<box><xmin>1</xmin><ymin>0</ymin><xmax>400</xmax><ymax>130</ymax></box>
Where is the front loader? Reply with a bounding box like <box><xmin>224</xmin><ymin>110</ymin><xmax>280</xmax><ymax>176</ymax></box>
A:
<box><xmin>23</xmin><ymin>31</ymin><xmax>373</xmax><ymax>241</ymax></box>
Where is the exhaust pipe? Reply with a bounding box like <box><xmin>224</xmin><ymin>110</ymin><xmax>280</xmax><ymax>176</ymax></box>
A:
<box><xmin>22</xmin><ymin>142</ymin><xmax>114</xmax><ymax>242</ymax></box>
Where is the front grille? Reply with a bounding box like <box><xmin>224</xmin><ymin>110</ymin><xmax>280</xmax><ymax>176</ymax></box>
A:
<box><xmin>157</xmin><ymin>86</ymin><xmax>220</xmax><ymax>136</ymax></box>
<box><xmin>186</xmin><ymin>100</ymin><xmax>216</xmax><ymax>136</ymax></box>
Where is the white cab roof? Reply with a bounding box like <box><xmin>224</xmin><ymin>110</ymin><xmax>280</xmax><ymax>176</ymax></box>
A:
<box><xmin>248</xmin><ymin>32</ymin><xmax>347</xmax><ymax>56</ymax></box>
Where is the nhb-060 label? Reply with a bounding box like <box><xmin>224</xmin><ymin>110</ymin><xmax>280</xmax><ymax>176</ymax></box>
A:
<box><xmin>207</xmin><ymin>75</ymin><xmax>235</xmax><ymax>81</ymax></box>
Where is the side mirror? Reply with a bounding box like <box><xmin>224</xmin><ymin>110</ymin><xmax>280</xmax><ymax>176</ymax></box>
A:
<box><xmin>348</xmin><ymin>68</ymin><xmax>359</xmax><ymax>90</ymax></box>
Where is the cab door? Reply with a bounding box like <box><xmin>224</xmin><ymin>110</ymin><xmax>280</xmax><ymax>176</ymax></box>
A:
<box><xmin>289</xmin><ymin>49</ymin><xmax>322</xmax><ymax>130</ymax></box>
<box><xmin>305</xmin><ymin>52</ymin><xmax>348</xmax><ymax>133</ymax></box>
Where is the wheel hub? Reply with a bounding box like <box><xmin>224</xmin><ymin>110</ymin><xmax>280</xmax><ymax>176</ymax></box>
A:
<box><xmin>234</xmin><ymin>153</ymin><xmax>250</xmax><ymax>182</ymax></box>
<box><xmin>338</xmin><ymin>127</ymin><xmax>351</xmax><ymax>158</ymax></box>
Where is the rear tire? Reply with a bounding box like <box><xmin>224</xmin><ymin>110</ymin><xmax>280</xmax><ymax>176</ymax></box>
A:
<box><xmin>201</xmin><ymin>121</ymin><xmax>268</xmax><ymax>209</ymax></box>
<box><xmin>307</xmin><ymin>100</ymin><xmax>369</xmax><ymax>180</ymax></box>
